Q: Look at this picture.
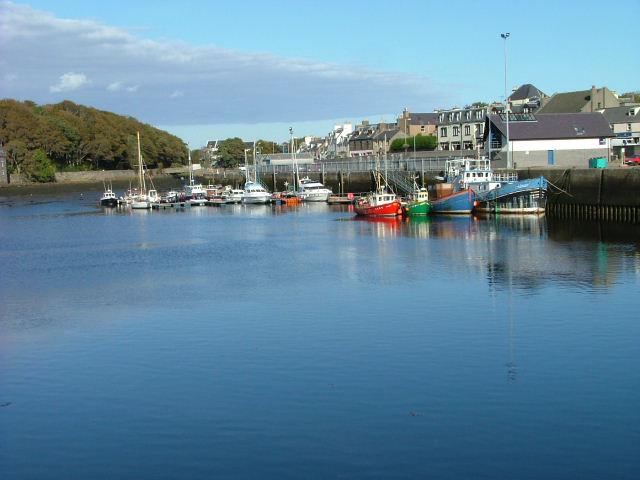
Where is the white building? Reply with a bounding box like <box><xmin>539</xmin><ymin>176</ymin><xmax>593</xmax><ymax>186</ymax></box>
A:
<box><xmin>485</xmin><ymin>112</ymin><xmax>614</xmax><ymax>168</ymax></box>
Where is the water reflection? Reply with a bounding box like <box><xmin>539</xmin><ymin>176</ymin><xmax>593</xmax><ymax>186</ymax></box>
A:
<box><xmin>352</xmin><ymin>214</ymin><xmax>640</xmax><ymax>292</ymax></box>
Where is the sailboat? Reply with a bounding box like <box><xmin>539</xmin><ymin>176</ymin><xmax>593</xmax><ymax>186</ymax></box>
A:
<box><xmin>185</xmin><ymin>147</ymin><xmax>206</xmax><ymax>206</ymax></box>
<box><xmin>242</xmin><ymin>142</ymin><xmax>271</xmax><ymax>204</ymax></box>
<box><xmin>131</xmin><ymin>132</ymin><xmax>151</xmax><ymax>209</ymax></box>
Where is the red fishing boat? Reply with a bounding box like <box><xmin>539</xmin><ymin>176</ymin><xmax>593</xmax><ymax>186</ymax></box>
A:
<box><xmin>354</xmin><ymin>190</ymin><xmax>402</xmax><ymax>216</ymax></box>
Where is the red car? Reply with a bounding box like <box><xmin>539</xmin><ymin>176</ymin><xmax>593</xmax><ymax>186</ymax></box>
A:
<box><xmin>624</xmin><ymin>156</ymin><xmax>640</xmax><ymax>166</ymax></box>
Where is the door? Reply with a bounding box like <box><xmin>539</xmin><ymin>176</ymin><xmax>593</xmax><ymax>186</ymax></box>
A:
<box><xmin>547</xmin><ymin>150</ymin><xmax>555</xmax><ymax>166</ymax></box>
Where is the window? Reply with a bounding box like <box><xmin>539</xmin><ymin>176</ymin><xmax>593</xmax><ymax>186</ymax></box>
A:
<box><xmin>448</xmin><ymin>113</ymin><xmax>453</xmax><ymax>122</ymax></box>
<box><xmin>439</xmin><ymin>114</ymin><xmax>444</xmax><ymax>122</ymax></box>
<box><xmin>477</xmin><ymin>123</ymin><xmax>484</xmax><ymax>134</ymax></box>
<box><xmin>440</xmin><ymin>127</ymin><xmax>448</xmax><ymax>137</ymax></box>
<box><xmin>455</xmin><ymin>112</ymin><xmax>461</xmax><ymax>121</ymax></box>
<box><xmin>599</xmin><ymin>138</ymin><xmax>606</xmax><ymax>145</ymax></box>
<box><xmin>464</xmin><ymin>125</ymin><xmax>471</xmax><ymax>136</ymax></box>
<box><xmin>452</xmin><ymin>126</ymin><xmax>460</xmax><ymax>136</ymax></box>
<box><xmin>465</xmin><ymin>111</ymin><xmax>471</xmax><ymax>120</ymax></box>
<box><xmin>628</xmin><ymin>123</ymin><xmax>633</xmax><ymax>131</ymax></box>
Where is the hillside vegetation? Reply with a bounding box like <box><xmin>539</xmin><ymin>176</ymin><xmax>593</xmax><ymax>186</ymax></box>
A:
<box><xmin>0</xmin><ymin>99</ymin><xmax>187</xmax><ymax>181</ymax></box>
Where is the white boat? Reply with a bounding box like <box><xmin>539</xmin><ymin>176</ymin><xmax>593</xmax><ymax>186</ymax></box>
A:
<box><xmin>184</xmin><ymin>148</ymin><xmax>206</xmax><ymax>202</ymax></box>
<box><xmin>297</xmin><ymin>177</ymin><xmax>332</xmax><ymax>202</ymax></box>
<box><xmin>242</xmin><ymin>181</ymin><xmax>271</xmax><ymax>204</ymax></box>
<box><xmin>131</xmin><ymin>132</ymin><xmax>151</xmax><ymax>210</ymax></box>
<box><xmin>224</xmin><ymin>188</ymin><xmax>245</xmax><ymax>204</ymax></box>
<box><xmin>242</xmin><ymin>142</ymin><xmax>270</xmax><ymax>204</ymax></box>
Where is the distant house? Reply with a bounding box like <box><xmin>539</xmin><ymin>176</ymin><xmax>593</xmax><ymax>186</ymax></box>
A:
<box><xmin>397</xmin><ymin>109</ymin><xmax>438</xmax><ymax>137</ymax></box>
<box><xmin>509</xmin><ymin>83</ymin><xmax>547</xmax><ymax>113</ymax></box>
<box><xmin>485</xmin><ymin>112</ymin><xmax>614</xmax><ymax>168</ymax></box>
<box><xmin>436</xmin><ymin>104</ymin><xmax>503</xmax><ymax>151</ymax></box>
<box><xmin>537</xmin><ymin>86</ymin><xmax>620</xmax><ymax>114</ymax></box>
<box><xmin>0</xmin><ymin>144</ymin><xmax>8</xmax><ymax>184</ymax></box>
<box><xmin>601</xmin><ymin>105</ymin><xmax>640</xmax><ymax>159</ymax></box>
<box><xmin>348</xmin><ymin>120</ymin><xmax>404</xmax><ymax>157</ymax></box>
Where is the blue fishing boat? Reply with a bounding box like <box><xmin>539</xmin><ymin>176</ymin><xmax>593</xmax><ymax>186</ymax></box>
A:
<box><xmin>475</xmin><ymin>176</ymin><xmax>548</xmax><ymax>214</ymax></box>
<box><xmin>431</xmin><ymin>188</ymin><xmax>476</xmax><ymax>214</ymax></box>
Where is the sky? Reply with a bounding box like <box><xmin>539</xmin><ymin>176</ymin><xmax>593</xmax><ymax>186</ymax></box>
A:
<box><xmin>1</xmin><ymin>0</ymin><xmax>638</xmax><ymax>146</ymax></box>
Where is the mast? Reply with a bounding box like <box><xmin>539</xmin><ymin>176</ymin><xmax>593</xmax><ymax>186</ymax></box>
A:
<box><xmin>137</xmin><ymin>131</ymin><xmax>146</xmax><ymax>194</ymax></box>
<box><xmin>188</xmin><ymin>145</ymin><xmax>193</xmax><ymax>186</ymax></box>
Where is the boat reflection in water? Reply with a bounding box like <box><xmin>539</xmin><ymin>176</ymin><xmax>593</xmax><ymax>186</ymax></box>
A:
<box><xmin>350</xmin><ymin>213</ymin><xmax>640</xmax><ymax>292</ymax></box>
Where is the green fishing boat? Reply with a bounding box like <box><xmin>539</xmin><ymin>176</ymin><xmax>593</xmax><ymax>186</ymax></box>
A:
<box><xmin>403</xmin><ymin>187</ymin><xmax>432</xmax><ymax>216</ymax></box>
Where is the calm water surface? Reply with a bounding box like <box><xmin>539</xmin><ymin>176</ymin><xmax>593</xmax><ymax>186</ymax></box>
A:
<box><xmin>1</xmin><ymin>191</ymin><xmax>639</xmax><ymax>479</ymax></box>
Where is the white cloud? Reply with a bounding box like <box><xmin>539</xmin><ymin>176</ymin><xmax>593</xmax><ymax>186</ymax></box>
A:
<box><xmin>107</xmin><ymin>81</ymin><xmax>139</xmax><ymax>93</ymax></box>
<box><xmin>106</xmin><ymin>81</ymin><xmax>122</xmax><ymax>91</ymax></box>
<box><xmin>0</xmin><ymin>1</ymin><xmax>443</xmax><ymax>126</ymax></box>
<box><xmin>49</xmin><ymin>72</ymin><xmax>90</xmax><ymax>92</ymax></box>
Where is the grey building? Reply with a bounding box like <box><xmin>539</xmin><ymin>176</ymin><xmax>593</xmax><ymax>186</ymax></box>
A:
<box><xmin>485</xmin><ymin>112</ymin><xmax>614</xmax><ymax>168</ymax></box>
<box><xmin>436</xmin><ymin>104</ymin><xmax>503</xmax><ymax>151</ymax></box>
<box><xmin>601</xmin><ymin>105</ymin><xmax>640</xmax><ymax>159</ymax></box>
<box><xmin>509</xmin><ymin>83</ymin><xmax>547</xmax><ymax>113</ymax></box>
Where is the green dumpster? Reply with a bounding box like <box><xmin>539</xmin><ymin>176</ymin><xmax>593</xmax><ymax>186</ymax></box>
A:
<box><xmin>588</xmin><ymin>157</ymin><xmax>608</xmax><ymax>168</ymax></box>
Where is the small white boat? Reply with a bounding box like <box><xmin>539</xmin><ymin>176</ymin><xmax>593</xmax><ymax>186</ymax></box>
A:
<box><xmin>224</xmin><ymin>188</ymin><xmax>245</xmax><ymax>204</ymax></box>
<box><xmin>242</xmin><ymin>181</ymin><xmax>270</xmax><ymax>204</ymax></box>
<box><xmin>130</xmin><ymin>132</ymin><xmax>152</xmax><ymax>210</ymax></box>
<box><xmin>297</xmin><ymin>177</ymin><xmax>332</xmax><ymax>202</ymax></box>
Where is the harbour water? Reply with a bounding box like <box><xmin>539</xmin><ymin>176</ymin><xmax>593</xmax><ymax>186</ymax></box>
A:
<box><xmin>1</xmin><ymin>191</ymin><xmax>639</xmax><ymax>479</ymax></box>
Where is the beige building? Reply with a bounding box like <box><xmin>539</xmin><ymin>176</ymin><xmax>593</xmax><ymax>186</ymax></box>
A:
<box><xmin>397</xmin><ymin>110</ymin><xmax>438</xmax><ymax>137</ymax></box>
<box><xmin>537</xmin><ymin>86</ymin><xmax>620</xmax><ymax>113</ymax></box>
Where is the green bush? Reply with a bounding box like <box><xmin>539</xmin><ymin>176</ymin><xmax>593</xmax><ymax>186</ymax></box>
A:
<box><xmin>25</xmin><ymin>149</ymin><xmax>56</xmax><ymax>182</ymax></box>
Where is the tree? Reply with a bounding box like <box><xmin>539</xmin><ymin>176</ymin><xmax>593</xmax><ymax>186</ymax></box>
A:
<box><xmin>621</xmin><ymin>91</ymin><xmax>640</xmax><ymax>103</ymax></box>
<box><xmin>471</xmin><ymin>101</ymin><xmax>488</xmax><ymax>107</ymax></box>
<box><xmin>389</xmin><ymin>134</ymin><xmax>437</xmax><ymax>152</ymax></box>
<box><xmin>24</xmin><ymin>148</ymin><xmax>56</xmax><ymax>182</ymax></box>
<box><xmin>216</xmin><ymin>138</ymin><xmax>246</xmax><ymax>167</ymax></box>
<box><xmin>256</xmin><ymin>139</ymin><xmax>282</xmax><ymax>154</ymax></box>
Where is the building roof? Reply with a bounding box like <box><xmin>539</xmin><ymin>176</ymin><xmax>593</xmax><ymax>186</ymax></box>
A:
<box><xmin>600</xmin><ymin>106</ymin><xmax>640</xmax><ymax>124</ymax></box>
<box><xmin>509</xmin><ymin>84</ymin><xmax>546</xmax><ymax>101</ymax></box>
<box><xmin>487</xmin><ymin>113</ymin><xmax>614</xmax><ymax>141</ymax></box>
<box><xmin>536</xmin><ymin>90</ymin><xmax>596</xmax><ymax>114</ymax></box>
<box><xmin>408</xmin><ymin>113</ymin><xmax>438</xmax><ymax>125</ymax></box>
<box><xmin>373</xmin><ymin>128</ymin><xmax>401</xmax><ymax>141</ymax></box>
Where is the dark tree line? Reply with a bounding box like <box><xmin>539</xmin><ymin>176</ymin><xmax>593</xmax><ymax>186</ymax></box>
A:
<box><xmin>0</xmin><ymin>99</ymin><xmax>188</xmax><ymax>179</ymax></box>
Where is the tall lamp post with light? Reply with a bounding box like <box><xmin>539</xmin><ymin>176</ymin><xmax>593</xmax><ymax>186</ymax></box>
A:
<box><xmin>501</xmin><ymin>32</ymin><xmax>511</xmax><ymax>169</ymax></box>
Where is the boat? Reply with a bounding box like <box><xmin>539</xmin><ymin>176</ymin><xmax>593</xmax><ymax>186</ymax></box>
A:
<box><xmin>430</xmin><ymin>188</ymin><xmax>476</xmax><ymax>214</ymax></box>
<box><xmin>162</xmin><ymin>190</ymin><xmax>180</xmax><ymax>203</ymax></box>
<box><xmin>131</xmin><ymin>132</ymin><xmax>151</xmax><ymax>210</ymax></box>
<box><xmin>242</xmin><ymin>145</ymin><xmax>271</xmax><ymax>204</ymax></box>
<box><xmin>184</xmin><ymin>148</ymin><xmax>206</xmax><ymax>203</ymax></box>
<box><xmin>403</xmin><ymin>186</ymin><xmax>431</xmax><ymax>216</ymax></box>
<box><xmin>429</xmin><ymin>158</ymin><xmax>480</xmax><ymax>214</ymax></box>
<box><xmin>354</xmin><ymin>171</ymin><xmax>402</xmax><ymax>217</ymax></box>
<box><xmin>297</xmin><ymin>177</ymin><xmax>332</xmax><ymax>202</ymax></box>
<box><xmin>242</xmin><ymin>181</ymin><xmax>271</xmax><ymax>204</ymax></box>
<box><xmin>99</xmin><ymin>182</ymin><xmax>118</xmax><ymax>207</ymax></box>
<box><xmin>223</xmin><ymin>188</ymin><xmax>245</xmax><ymax>204</ymax></box>
<box><xmin>475</xmin><ymin>174</ymin><xmax>548</xmax><ymax>214</ymax></box>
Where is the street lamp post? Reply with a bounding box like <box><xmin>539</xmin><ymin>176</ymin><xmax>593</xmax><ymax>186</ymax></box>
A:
<box><xmin>501</xmin><ymin>32</ymin><xmax>511</xmax><ymax>169</ymax></box>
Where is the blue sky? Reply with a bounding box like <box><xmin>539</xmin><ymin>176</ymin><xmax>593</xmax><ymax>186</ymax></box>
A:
<box><xmin>1</xmin><ymin>0</ymin><xmax>638</xmax><ymax>146</ymax></box>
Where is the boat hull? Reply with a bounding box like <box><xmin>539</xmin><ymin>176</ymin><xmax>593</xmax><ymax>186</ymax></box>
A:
<box><xmin>242</xmin><ymin>194</ymin><xmax>271</xmax><ymax>204</ymax></box>
<box><xmin>100</xmin><ymin>198</ymin><xmax>118</xmax><ymax>207</ymax></box>
<box><xmin>355</xmin><ymin>200</ymin><xmax>402</xmax><ymax>217</ymax></box>
<box><xmin>431</xmin><ymin>188</ymin><xmax>475</xmax><ymax>214</ymax></box>
<box><xmin>131</xmin><ymin>201</ymin><xmax>150</xmax><ymax>209</ymax></box>
<box><xmin>404</xmin><ymin>201</ymin><xmax>431</xmax><ymax>216</ymax></box>
<box><xmin>475</xmin><ymin>177</ymin><xmax>548</xmax><ymax>214</ymax></box>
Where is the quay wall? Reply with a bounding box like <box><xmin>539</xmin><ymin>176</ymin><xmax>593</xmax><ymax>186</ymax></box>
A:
<box><xmin>517</xmin><ymin>167</ymin><xmax>640</xmax><ymax>222</ymax></box>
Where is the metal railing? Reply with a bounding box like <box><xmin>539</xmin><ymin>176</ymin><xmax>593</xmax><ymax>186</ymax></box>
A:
<box><xmin>255</xmin><ymin>156</ymin><xmax>467</xmax><ymax>175</ymax></box>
